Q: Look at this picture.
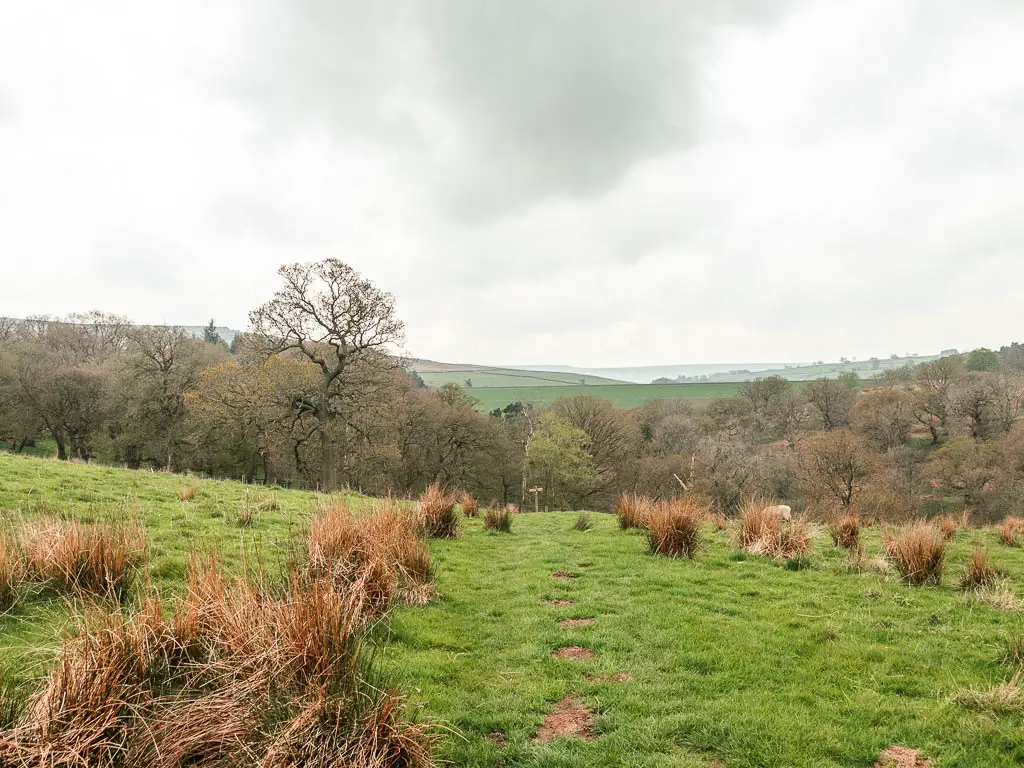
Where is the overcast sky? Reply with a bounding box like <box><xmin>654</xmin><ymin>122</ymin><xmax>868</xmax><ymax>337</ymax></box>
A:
<box><xmin>1</xmin><ymin>1</ymin><xmax>1022</xmax><ymax>367</ymax></box>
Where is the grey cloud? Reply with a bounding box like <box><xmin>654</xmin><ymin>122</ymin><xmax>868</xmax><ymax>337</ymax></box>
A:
<box><xmin>225</xmin><ymin>1</ymin><xmax>794</xmax><ymax>216</ymax></box>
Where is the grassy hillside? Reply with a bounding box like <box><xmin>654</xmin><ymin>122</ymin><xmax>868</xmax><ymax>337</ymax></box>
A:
<box><xmin>468</xmin><ymin>382</ymin><xmax>740</xmax><ymax>411</ymax></box>
<box><xmin>2</xmin><ymin>455</ymin><xmax>1023</xmax><ymax>766</ymax></box>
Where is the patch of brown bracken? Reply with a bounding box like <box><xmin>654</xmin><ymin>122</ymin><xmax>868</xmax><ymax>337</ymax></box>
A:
<box><xmin>553</xmin><ymin>646</ymin><xmax>595</xmax><ymax>661</ymax></box>
<box><xmin>532</xmin><ymin>697</ymin><xmax>595</xmax><ymax>743</ymax></box>
<box><xmin>552</xmin><ymin>571</ymin><xmax>578</xmax><ymax>580</ymax></box>
<box><xmin>873</xmin><ymin>746</ymin><xmax>934</xmax><ymax>768</ymax></box>
<box><xmin>544</xmin><ymin>599</ymin><xmax>576</xmax><ymax>606</ymax></box>
<box><xmin>558</xmin><ymin>618</ymin><xmax>596</xmax><ymax>628</ymax></box>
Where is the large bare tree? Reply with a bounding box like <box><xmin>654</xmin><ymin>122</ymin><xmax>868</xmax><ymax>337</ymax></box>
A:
<box><xmin>249</xmin><ymin>259</ymin><xmax>404</xmax><ymax>491</ymax></box>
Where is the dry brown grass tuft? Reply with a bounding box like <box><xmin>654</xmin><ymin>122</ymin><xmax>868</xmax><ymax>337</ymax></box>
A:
<box><xmin>308</xmin><ymin>499</ymin><xmax>432</xmax><ymax>615</ymax></box>
<box><xmin>829</xmin><ymin>513</ymin><xmax>861</xmax><ymax>550</ymax></box>
<box><xmin>418</xmin><ymin>484</ymin><xmax>460</xmax><ymax>539</ymax></box>
<box><xmin>735</xmin><ymin>499</ymin><xmax>811</xmax><ymax>559</ymax></box>
<box><xmin>0</xmin><ymin>535</ymin><xmax>25</xmax><ymax>613</ymax></box>
<box><xmin>708</xmin><ymin>512</ymin><xmax>727</xmax><ymax>532</ymax></box>
<box><xmin>458</xmin><ymin>491</ymin><xmax>479</xmax><ymax>518</ymax></box>
<box><xmin>998</xmin><ymin>516</ymin><xmax>1024</xmax><ymax>547</ymax></box>
<box><xmin>960</xmin><ymin>548</ymin><xmax>998</xmax><ymax>590</ymax></box>
<box><xmin>953</xmin><ymin>673</ymin><xmax>1024</xmax><ymax>716</ymax></box>
<box><xmin>886</xmin><ymin>521</ymin><xmax>947</xmax><ymax>586</ymax></box>
<box><xmin>178</xmin><ymin>485</ymin><xmax>197</xmax><ymax>502</ymax></box>
<box><xmin>20</xmin><ymin>518</ymin><xmax>146</xmax><ymax>600</ymax></box>
<box><xmin>1</xmin><ymin>556</ymin><xmax>436</xmax><ymax>767</ymax></box>
<box><xmin>616</xmin><ymin>493</ymin><xmax>651</xmax><ymax>530</ymax></box>
<box><xmin>934</xmin><ymin>515</ymin><xmax>958</xmax><ymax>541</ymax></box>
<box><xmin>647</xmin><ymin>499</ymin><xmax>706</xmax><ymax>558</ymax></box>
<box><xmin>483</xmin><ymin>505</ymin><xmax>513</xmax><ymax>533</ymax></box>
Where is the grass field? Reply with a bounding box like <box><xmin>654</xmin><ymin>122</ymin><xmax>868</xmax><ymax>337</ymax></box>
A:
<box><xmin>2</xmin><ymin>454</ymin><xmax>1024</xmax><ymax>766</ymax></box>
<box><xmin>468</xmin><ymin>382</ymin><xmax>740</xmax><ymax>411</ymax></box>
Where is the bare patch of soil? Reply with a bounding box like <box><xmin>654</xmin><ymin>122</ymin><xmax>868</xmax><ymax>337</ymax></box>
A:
<box><xmin>544</xmin><ymin>599</ymin><xmax>576</xmax><ymax>606</ymax></box>
<box><xmin>487</xmin><ymin>730</ymin><xmax>507</xmax><ymax>747</ymax></box>
<box><xmin>585</xmin><ymin>673</ymin><xmax>632</xmax><ymax>682</ymax></box>
<box><xmin>533</xmin><ymin>696</ymin><xmax>595</xmax><ymax>743</ymax></box>
<box><xmin>559</xmin><ymin>618</ymin><xmax>596</xmax><ymax>628</ymax></box>
<box><xmin>553</xmin><ymin>646</ymin><xmax>596</xmax><ymax>660</ymax></box>
<box><xmin>873</xmin><ymin>746</ymin><xmax>934</xmax><ymax>768</ymax></box>
<box><xmin>552</xmin><ymin>571</ymin><xmax>578</xmax><ymax>580</ymax></box>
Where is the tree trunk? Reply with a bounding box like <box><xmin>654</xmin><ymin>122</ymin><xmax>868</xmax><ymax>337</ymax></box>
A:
<box><xmin>320</xmin><ymin>426</ymin><xmax>337</xmax><ymax>492</ymax></box>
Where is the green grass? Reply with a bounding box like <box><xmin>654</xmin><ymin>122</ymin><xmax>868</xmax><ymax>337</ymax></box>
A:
<box><xmin>468</xmin><ymin>382</ymin><xmax>740</xmax><ymax>411</ymax></box>
<box><xmin>2</xmin><ymin>454</ymin><xmax>1024</xmax><ymax>766</ymax></box>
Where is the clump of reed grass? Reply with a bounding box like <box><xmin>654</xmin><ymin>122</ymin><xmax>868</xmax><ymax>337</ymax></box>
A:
<box><xmin>646</xmin><ymin>499</ymin><xmax>705</xmax><ymax>558</ymax></box>
<box><xmin>19</xmin><ymin>518</ymin><xmax>146</xmax><ymax>600</ymax></box>
<box><xmin>616</xmin><ymin>493</ymin><xmax>651</xmax><ymax>530</ymax></box>
<box><xmin>308</xmin><ymin>499</ymin><xmax>433</xmax><ymax>613</ymax></box>
<box><xmin>234</xmin><ymin>500</ymin><xmax>256</xmax><ymax>527</ymax></box>
<box><xmin>998</xmin><ymin>517</ymin><xmax>1024</xmax><ymax>547</ymax></box>
<box><xmin>960</xmin><ymin>547</ymin><xmax>998</xmax><ymax>590</ymax></box>
<box><xmin>734</xmin><ymin>499</ymin><xmax>811</xmax><ymax>559</ymax></box>
<box><xmin>0</xmin><ymin>536</ymin><xmax>25</xmax><ymax>613</ymax></box>
<box><xmin>483</xmin><ymin>506</ymin><xmax>513</xmax><ymax>533</ymax></box>
<box><xmin>934</xmin><ymin>514</ymin><xmax>958</xmax><ymax>541</ymax></box>
<box><xmin>1004</xmin><ymin>635</ymin><xmax>1024</xmax><ymax>667</ymax></box>
<box><xmin>418</xmin><ymin>484</ymin><xmax>460</xmax><ymax>539</ymax></box>
<box><xmin>885</xmin><ymin>521</ymin><xmax>947</xmax><ymax>586</ymax></box>
<box><xmin>458</xmin><ymin>491</ymin><xmax>479</xmax><ymax>518</ymax></box>
<box><xmin>0</xmin><ymin>556</ymin><xmax>436</xmax><ymax>767</ymax></box>
<box><xmin>178</xmin><ymin>485</ymin><xmax>197</xmax><ymax>502</ymax></box>
<box><xmin>829</xmin><ymin>513</ymin><xmax>861</xmax><ymax>550</ymax></box>
<box><xmin>953</xmin><ymin>673</ymin><xmax>1024</xmax><ymax>716</ymax></box>
<box><xmin>572</xmin><ymin>513</ymin><xmax>592</xmax><ymax>532</ymax></box>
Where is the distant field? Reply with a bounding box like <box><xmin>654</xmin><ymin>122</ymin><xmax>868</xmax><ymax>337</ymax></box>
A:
<box><xmin>417</xmin><ymin>369</ymin><xmax>627</xmax><ymax>388</ymax></box>
<box><xmin>468</xmin><ymin>382</ymin><xmax>740</xmax><ymax>411</ymax></box>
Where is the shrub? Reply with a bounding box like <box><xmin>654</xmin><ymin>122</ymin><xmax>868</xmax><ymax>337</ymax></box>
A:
<box><xmin>20</xmin><ymin>519</ymin><xmax>146</xmax><ymax>600</ymax></box>
<box><xmin>829</xmin><ymin>513</ymin><xmax>861</xmax><ymax>550</ymax></box>
<box><xmin>483</xmin><ymin>506</ymin><xmax>513</xmax><ymax>533</ymax></box>
<box><xmin>616</xmin><ymin>493</ymin><xmax>651</xmax><ymax>530</ymax></box>
<box><xmin>960</xmin><ymin>548</ymin><xmax>998</xmax><ymax>590</ymax></box>
<box><xmin>886</xmin><ymin>521</ymin><xmax>947</xmax><ymax>586</ymax></box>
<box><xmin>647</xmin><ymin>499</ymin><xmax>705</xmax><ymax>558</ymax></box>
<box><xmin>418</xmin><ymin>484</ymin><xmax>459</xmax><ymax>539</ymax></box>
<box><xmin>459</xmin><ymin>491</ymin><xmax>479</xmax><ymax>518</ymax></box>
<box><xmin>573</xmin><ymin>513</ymin><xmax>592</xmax><ymax>531</ymax></box>
<box><xmin>0</xmin><ymin>536</ymin><xmax>25</xmax><ymax>613</ymax></box>
<box><xmin>734</xmin><ymin>499</ymin><xmax>811</xmax><ymax>559</ymax></box>
<box><xmin>998</xmin><ymin>517</ymin><xmax>1024</xmax><ymax>546</ymax></box>
<box><xmin>178</xmin><ymin>485</ymin><xmax>197</xmax><ymax>502</ymax></box>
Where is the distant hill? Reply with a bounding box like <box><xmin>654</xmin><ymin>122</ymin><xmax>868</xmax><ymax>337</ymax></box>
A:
<box><xmin>182</xmin><ymin>325</ymin><xmax>239</xmax><ymax>345</ymax></box>
<box><xmin>513</xmin><ymin>353</ymin><xmax>954</xmax><ymax>384</ymax></box>
<box><xmin>405</xmin><ymin>359</ymin><xmax>630</xmax><ymax>388</ymax></box>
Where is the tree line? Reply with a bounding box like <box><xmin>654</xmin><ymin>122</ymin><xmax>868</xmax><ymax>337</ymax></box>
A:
<box><xmin>2</xmin><ymin>259</ymin><xmax>1024</xmax><ymax>520</ymax></box>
